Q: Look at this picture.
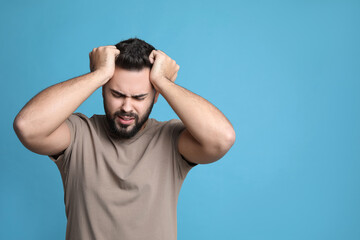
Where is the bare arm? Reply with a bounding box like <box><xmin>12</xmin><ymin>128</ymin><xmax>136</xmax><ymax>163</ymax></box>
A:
<box><xmin>148</xmin><ymin>50</ymin><xmax>236</xmax><ymax>164</ymax></box>
<box><xmin>13</xmin><ymin>46</ymin><xmax>120</xmax><ymax>155</ymax></box>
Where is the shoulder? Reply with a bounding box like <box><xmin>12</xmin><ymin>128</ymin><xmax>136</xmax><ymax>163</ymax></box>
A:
<box><xmin>65</xmin><ymin>112</ymin><xmax>89</xmax><ymax>129</ymax></box>
<box><xmin>69</xmin><ymin>112</ymin><xmax>88</xmax><ymax>120</ymax></box>
<box><xmin>68</xmin><ymin>112</ymin><xmax>103</xmax><ymax>124</ymax></box>
<box><xmin>66</xmin><ymin>113</ymin><xmax>106</xmax><ymax>134</ymax></box>
<box><xmin>151</xmin><ymin>118</ymin><xmax>183</xmax><ymax>128</ymax></box>
<box><xmin>66</xmin><ymin>112</ymin><xmax>93</xmax><ymax>125</ymax></box>
<box><xmin>149</xmin><ymin>118</ymin><xmax>184</xmax><ymax>134</ymax></box>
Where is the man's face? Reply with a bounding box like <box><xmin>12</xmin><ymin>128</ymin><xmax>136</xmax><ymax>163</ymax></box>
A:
<box><xmin>102</xmin><ymin>67</ymin><xmax>158</xmax><ymax>139</ymax></box>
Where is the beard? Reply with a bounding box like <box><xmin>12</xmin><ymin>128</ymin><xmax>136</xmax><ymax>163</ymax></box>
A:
<box><xmin>105</xmin><ymin>96</ymin><xmax>155</xmax><ymax>139</ymax></box>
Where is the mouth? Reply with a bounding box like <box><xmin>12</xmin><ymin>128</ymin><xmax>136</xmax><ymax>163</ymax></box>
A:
<box><xmin>117</xmin><ymin>115</ymin><xmax>135</xmax><ymax>125</ymax></box>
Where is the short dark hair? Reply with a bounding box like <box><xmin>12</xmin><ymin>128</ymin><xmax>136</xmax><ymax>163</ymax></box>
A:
<box><xmin>114</xmin><ymin>37</ymin><xmax>156</xmax><ymax>71</ymax></box>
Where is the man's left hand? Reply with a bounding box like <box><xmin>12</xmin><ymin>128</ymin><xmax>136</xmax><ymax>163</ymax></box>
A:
<box><xmin>149</xmin><ymin>50</ymin><xmax>180</xmax><ymax>91</ymax></box>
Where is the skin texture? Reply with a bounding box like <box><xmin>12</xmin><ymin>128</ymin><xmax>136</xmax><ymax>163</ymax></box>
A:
<box><xmin>13</xmin><ymin>46</ymin><xmax>120</xmax><ymax>156</ymax></box>
<box><xmin>148</xmin><ymin>50</ymin><xmax>236</xmax><ymax>164</ymax></box>
<box><xmin>102</xmin><ymin>67</ymin><xmax>157</xmax><ymax>139</ymax></box>
<box><xmin>13</xmin><ymin>45</ymin><xmax>235</xmax><ymax>164</ymax></box>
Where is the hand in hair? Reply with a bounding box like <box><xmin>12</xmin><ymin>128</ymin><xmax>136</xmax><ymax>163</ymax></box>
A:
<box><xmin>148</xmin><ymin>50</ymin><xmax>180</xmax><ymax>90</ymax></box>
<box><xmin>89</xmin><ymin>45</ymin><xmax>120</xmax><ymax>84</ymax></box>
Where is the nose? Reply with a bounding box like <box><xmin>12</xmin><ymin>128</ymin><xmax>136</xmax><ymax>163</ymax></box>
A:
<box><xmin>120</xmin><ymin>97</ymin><xmax>132</xmax><ymax>113</ymax></box>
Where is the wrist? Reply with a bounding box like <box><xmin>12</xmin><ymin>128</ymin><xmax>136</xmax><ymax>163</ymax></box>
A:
<box><xmin>92</xmin><ymin>70</ymin><xmax>112</xmax><ymax>86</ymax></box>
<box><xmin>151</xmin><ymin>77</ymin><xmax>173</xmax><ymax>94</ymax></box>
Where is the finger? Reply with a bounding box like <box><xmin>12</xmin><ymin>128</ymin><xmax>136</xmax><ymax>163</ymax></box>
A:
<box><xmin>170</xmin><ymin>72</ymin><xmax>178</xmax><ymax>82</ymax></box>
<box><xmin>149</xmin><ymin>50</ymin><xmax>158</xmax><ymax>64</ymax></box>
<box><xmin>102</xmin><ymin>45</ymin><xmax>117</xmax><ymax>48</ymax></box>
<box><xmin>149</xmin><ymin>52</ymin><xmax>154</xmax><ymax>64</ymax></box>
<box><xmin>157</xmin><ymin>50</ymin><xmax>172</xmax><ymax>60</ymax></box>
<box><xmin>115</xmin><ymin>52</ymin><xmax>120</xmax><ymax>60</ymax></box>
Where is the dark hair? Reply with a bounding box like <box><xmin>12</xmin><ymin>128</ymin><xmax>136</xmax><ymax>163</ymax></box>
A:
<box><xmin>114</xmin><ymin>37</ymin><xmax>156</xmax><ymax>71</ymax></box>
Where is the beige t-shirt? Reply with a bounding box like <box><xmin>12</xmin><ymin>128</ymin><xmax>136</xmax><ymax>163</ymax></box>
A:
<box><xmin>49</xmin><ymin>113</ymin><xmax>197</xmax><ymax>240</ymax></box>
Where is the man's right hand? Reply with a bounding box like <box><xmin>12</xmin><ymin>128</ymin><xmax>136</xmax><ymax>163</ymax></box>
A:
<box><xmin>89</xmin><ymin>45</ymin><xmax>120</xmax><ymax>84</ymax></box>
<box><xmin>14</xmin><ymin>45</ymin><xmax>120</xmax><ymax>157</ymax></box>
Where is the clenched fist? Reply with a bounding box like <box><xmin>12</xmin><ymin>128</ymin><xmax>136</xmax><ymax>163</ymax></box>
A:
<box><xmin>149</xmin><ymin>50</ymin><xmax>180</xmax><ymax>91</ymax></box>
<box><xmin>89</xmin><ymin>45</ymin><xmax>120</xmax><ymax>84</ymax></box>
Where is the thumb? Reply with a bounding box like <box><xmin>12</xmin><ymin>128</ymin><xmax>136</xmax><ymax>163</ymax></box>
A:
<box><xmin>170</xmin><ymin>72</ymin><xmax>178</xmax><ymax>82</ymax></box>
<box><xmin>114</xmin><ymin>49</ymin><xmax>120</xmax><ymax>59</ymax></box>
<box><xmin>149</xmin><ymin>50</ymin><xmax>158</xmax><ymax>64</ymax></box>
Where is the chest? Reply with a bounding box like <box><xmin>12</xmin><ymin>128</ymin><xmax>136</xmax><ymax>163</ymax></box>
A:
<box><xmin>66</xmin><ymin>132</ymin><xmax>176</xmax><ymax>201</ymax></box>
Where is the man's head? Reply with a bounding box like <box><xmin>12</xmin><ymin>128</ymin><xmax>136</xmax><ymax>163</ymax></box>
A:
<box><xmin>102</xmin><ymin>37</ymin><xmax>158</xmax><ymax>139</ymax></box>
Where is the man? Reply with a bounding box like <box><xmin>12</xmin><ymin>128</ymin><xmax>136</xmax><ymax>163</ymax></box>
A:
<box><xmin>13</xmin><ymin>38</ymin><xmax>235</xmax><ymax>240</ymax></box>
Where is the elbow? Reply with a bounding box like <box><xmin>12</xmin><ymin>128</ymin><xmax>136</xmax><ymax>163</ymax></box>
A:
<box><xmin>221</xmin><ymin>127</ymin><xmax>236</xmax><ymax>153</ymax></box>
<box><xmin>13</xmin><ymin>115</ymin><xmax>42</xmax><ymax>153</ymax></box>
<box><xmin>13</xmin><ymin>115</ymin><xmax>27</xmax><ymax>142</ymax></box>
<box><xmin>207</xmin><ymin>128</ymin><xmax>236</xmax><ymax>162</ymax></box>
<box><xmin>13</xmin><ymin>114</ymin><xmax>32</xmax><ymax>141</ymax></box>
<box><xmin>13</xmin><ymin>114</ymin><xmax>24</xmax><ymax>137</ymax></box>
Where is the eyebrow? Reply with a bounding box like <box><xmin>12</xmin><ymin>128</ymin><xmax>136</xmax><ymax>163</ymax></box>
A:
<box><xmin>110</xmin><ymin>89</ymin><xmax>149</xmax><ymax>98</ymax></box>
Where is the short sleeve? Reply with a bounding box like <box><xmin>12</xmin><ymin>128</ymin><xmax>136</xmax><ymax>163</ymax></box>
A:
<box><xmin>170</xmin><ymin>119</ymin><xmax>198</xmax><ymax>180</ymax></box>
<box><xmin>48</xmin><ymin>113</ymin><xmax>87</xmax><ymax>171</ymax></box>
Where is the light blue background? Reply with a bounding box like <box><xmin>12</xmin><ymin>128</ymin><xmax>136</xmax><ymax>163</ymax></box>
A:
<box><xmin>1</xmin><ymin>0</ymin><xmax>359</xmax><ymax>239</ymax></box>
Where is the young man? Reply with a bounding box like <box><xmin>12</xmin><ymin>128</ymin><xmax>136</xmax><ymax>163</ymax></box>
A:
<box><xmin>13</xmin><ymin>38</ymin><xmax>235</xmax><ymax>240</ymax></box>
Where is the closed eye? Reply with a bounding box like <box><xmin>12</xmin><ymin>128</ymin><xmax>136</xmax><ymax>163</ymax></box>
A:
<box><xmin>112</xmin><ymin>92</ymin><xmax>125</xmax><ymax>98</ymax></box>
<box><xmin>135</xmin><ymin>97</ymin><xmax>146</xmax><ymax>101</ymax></box>
<box><xmin>110</xmin><ymin>89</ymin><xmax>148</xmax><ymax>100</ymax></box>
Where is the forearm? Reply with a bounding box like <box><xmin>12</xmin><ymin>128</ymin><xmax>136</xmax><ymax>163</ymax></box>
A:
<box><xmin>156</xmin><ymin>79</ymin><xmax>235</xmax><ymax>149</ymax></box>
<box><xmin>14</xmin><ymin>70</ymin><xmax>107</xmax><ymax>139</ymax></box>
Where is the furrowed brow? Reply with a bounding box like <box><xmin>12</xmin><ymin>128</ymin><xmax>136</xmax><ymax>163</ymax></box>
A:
<box><xmin>132</xmin><ymin>93</ymin><xmax>148</xmax><ymax>98</ymax></box>
<box><xmin>110</xmin><ymin>89</ymin><xmax>149</xmax><ymax>98</ymax></box>
<box><xmin>110</xmin><ymin>89</ymin><xmax>126</xmax><ymax>96</ymax></box>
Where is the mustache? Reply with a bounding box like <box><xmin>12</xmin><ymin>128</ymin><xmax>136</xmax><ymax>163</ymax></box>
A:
<box><xmin>114</xmin><ymin>111</ymin><xmax>138</xmax><ymax>119</ymax></box>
